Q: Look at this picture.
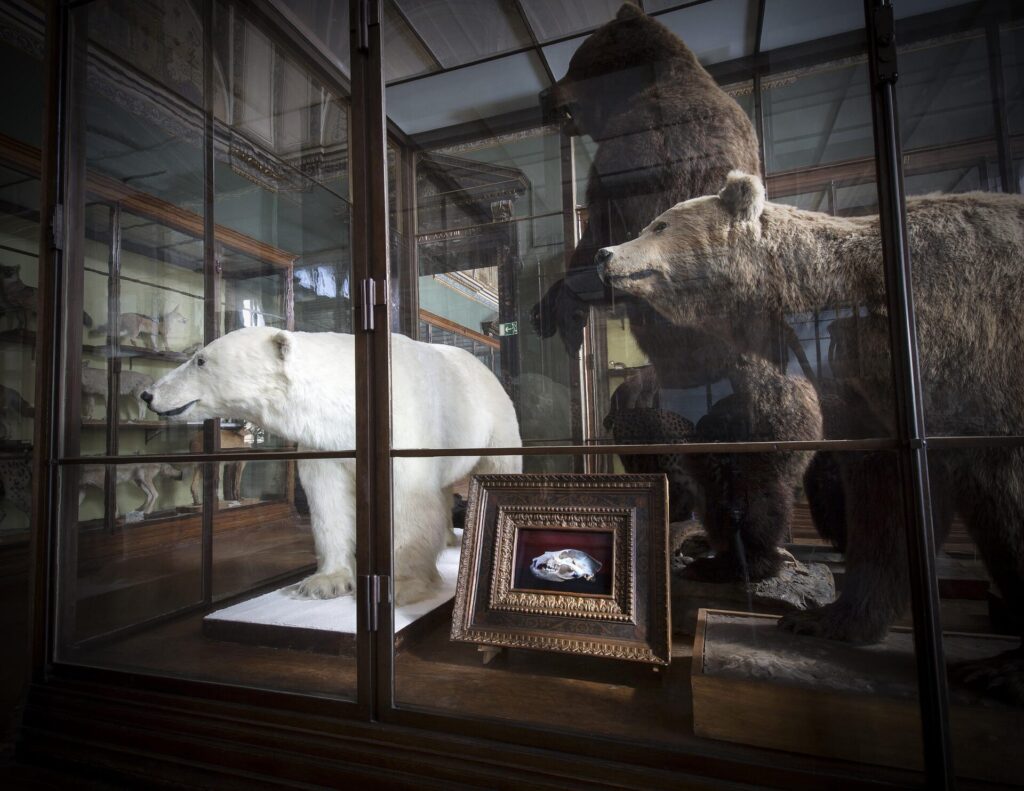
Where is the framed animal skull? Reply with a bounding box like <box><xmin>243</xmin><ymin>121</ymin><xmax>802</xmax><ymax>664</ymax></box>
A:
<box><xmin>451</xmin><ymin>474</ymin><xmax>670</xmax><ymax>665</ymax></box>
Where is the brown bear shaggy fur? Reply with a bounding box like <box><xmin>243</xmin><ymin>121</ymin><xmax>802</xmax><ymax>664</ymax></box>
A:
<box><xmin>533</xmin><ymin>3</ymin><xmax>823</xmax><ymax>581</ymax></box>
<box><xmin>599</xmin><ymin>171</ymin><xmax>1024</xmax><ymax>704</ymax></box>
<box><xmin>532</xmin><ymin>3</ymin><xmax>761</xmax><ymax>373</ymax></box>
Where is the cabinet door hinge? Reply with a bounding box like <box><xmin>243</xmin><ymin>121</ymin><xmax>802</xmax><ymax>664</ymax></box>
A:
<box><xmin>356</xmin><ymin>0</ymin><xmax>370</xmax><ymax>52</ymax></box>
<box><xmin>871</xmin><ymin>4</ymin><xmax>899</xmax><ymax>83</ymax></box>
<box><xmin>358</xmin><ymin>277</ymin><xmax>388</xmax><ymax>332</ymax></box>
<box><xmin>358</xmin><ymin>574</ymin><xmax>390</xmax><ymax>632</ymax></box>
<box><xmin>51</xmin><ymin>203</ymin><xmax>64</xmax><ymax>251</ymax></box>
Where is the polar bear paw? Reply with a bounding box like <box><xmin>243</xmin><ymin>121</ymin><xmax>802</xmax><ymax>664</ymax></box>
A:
<box><xmin>394</xmin><ymin>575</ymin><xmax>441</xmax><ymax>607</ymax></box>
<box><xmin>289</xmin><ymin>570</ymin><xmax>355</xmax><ymax>599</ymax></box>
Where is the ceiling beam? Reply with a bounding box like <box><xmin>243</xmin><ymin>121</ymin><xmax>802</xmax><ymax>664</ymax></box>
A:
<box><xmin>509</xmin><ymin>0</ymin><xmax>556</xmax><ymax>85</ymax></box>
<box><xmin>388</xmin><ymin>0</ymin><xmax>443</xmax><ymax>71</ymax></box>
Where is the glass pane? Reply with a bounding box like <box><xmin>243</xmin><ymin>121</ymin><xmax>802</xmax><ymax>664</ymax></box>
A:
<box><xmin>0</xmin><ymin>0</ymin><xmax>45</xmax><ymax>743</ymax></box>
<box><xmin>384</xmin><ymin>1</ymin><xmax>929</xmax><ymax>780</ymax></box>
<box><xmin>1005</xmin><ymin>21</ymin><xmax>1024</xmax><ymax>137</ymax></box>
<box><xmin>898</xmin><ymin>8</ymin><xmax>1024</xmax><ymax>783</ymax></box>
<box><xmin>57</xmin><ymin>0</ymin><xmax>357</xmax><ymax>700</ymax></box>
<box><xmin>761</xmin><ymin>0</ymin><xmax>862</xmax><ymax>51</ymax></box>
<box><xmin>76</xmin><ymin>210</ymin><xmax>206</xmax><ymax>457</ymax></box>
<box><xmin>899</xmin><ymin>33</ymin><xmax>992</xmax><ymax>151</ymax></box>
<box><xmin>518</xmin><ymin>0</ymin><xmax>620</xmax><ymax>43</ymax></box>
<box><xmin>762</xmin><ymin>61</ymin><xmax>873</xmax><ymax>174</ymax></box>
<box><xmin>393</xmin><ymin>0</ymin><xmax>532</xmax><ymax>68</ymax></box>
<box><xmin>61</xmin><ymin>459</ymin><xmax>355</xmax><ymax>698</ymax></box>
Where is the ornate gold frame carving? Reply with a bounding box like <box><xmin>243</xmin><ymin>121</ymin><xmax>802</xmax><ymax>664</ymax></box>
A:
<box><xmin>488</xmin><ymin>506</ymin><xmax>633</xmax><ymax>621</ymax></box>
<box><xmin>451</xmin><ymin>474</ymin><xmax>671</xmax><ymax>666</ymax></box>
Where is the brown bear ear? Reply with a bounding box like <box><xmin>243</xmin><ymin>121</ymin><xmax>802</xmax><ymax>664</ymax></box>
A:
<box><xmin>272</xmin><ymin>331</ymin><xmax>292</xmax><ymax>361</ymax></box>
<box><xmin>616</xmin><ymin>3</ymin><xmax>644</xmax><ymax>21</ymax></box>
<box><xmin>718</xmin><ymin>171</ymin><xmax>765</xmax><ymax>222</ymax></box>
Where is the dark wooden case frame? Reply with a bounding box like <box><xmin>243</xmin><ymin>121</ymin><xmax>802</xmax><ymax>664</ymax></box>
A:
<box><xmin>451</xmin><ymin>473</ymin><xmax>671</xmax><ymax>665</ymax></box>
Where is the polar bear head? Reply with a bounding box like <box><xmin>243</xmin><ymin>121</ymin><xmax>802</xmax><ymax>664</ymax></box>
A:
<box><xmin>595</xmin><ymin>171</ymin><xmax>766</xmax><ymax>325</ymax></box>
<box><xmin>142</xmin><ymin>326</ymin><xmax>292</xmax><ymax>423</ymax></box>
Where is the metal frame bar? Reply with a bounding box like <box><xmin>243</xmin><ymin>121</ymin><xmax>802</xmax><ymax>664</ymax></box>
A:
<box><xmin>350</xmin><ymin>0</ymin><xmax>390</xmax><ymax>722</ymax></box>
<box><xmin>101</xmin><ymin>202</ymin><xmax>119</xmax><ymax>532</ymax></box>
<box><xmin>986</xmin><ymin>17</ymin><xmax>1016</xmax><ymax>192</ymax></box>
<box><xmin>57</xmin><ymin>449</ymin><xmax>356</xmax><ymax>465</ymax></box>
<box><xmin>29</xmin><ymin>0</ymin><xmax>69</xmax><ymax>682</ymax></box>
<box><xmin>864</xmin><ymin>1</ymin><xmax>953</xmax><ymax>785</ymax></box>
<box><xmin>510</xmin><ymin>0</ymin><xmax>555</xmax><ymax>85</ymax></box>
<box><xmin>201</xmin><ymin>0</ymin><xmax>219</xmax><ymax>608</ymax></box>
<box><xmin>387</xmin><ymin>0</ymin><xmax>443</xmax><ymax>71</ymax></box>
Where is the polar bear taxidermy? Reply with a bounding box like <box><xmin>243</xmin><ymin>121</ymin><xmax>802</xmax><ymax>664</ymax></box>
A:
<box><xmin>143</xmin><ymin>327</ymin><xmax>522</xmax><ymax>606</ymax></box>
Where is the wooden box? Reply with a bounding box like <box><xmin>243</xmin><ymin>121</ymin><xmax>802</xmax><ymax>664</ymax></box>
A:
<box><xmin>692</xmin><ymin>609</ymin><xmax>1023</xmax><ymax>785</ymax></box>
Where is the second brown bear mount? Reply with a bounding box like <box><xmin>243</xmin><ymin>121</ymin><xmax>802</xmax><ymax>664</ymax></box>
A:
<box><xmin>534</xmin><ymin>5</ymin><xmax>827</xmax><ymax>590</ymax></box>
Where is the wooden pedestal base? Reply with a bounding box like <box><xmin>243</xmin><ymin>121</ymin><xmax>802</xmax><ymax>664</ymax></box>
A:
<box><xmin>692</xmin><ymin>609</ymin><xmax>1022</xmax><ymax>785</ymax></box>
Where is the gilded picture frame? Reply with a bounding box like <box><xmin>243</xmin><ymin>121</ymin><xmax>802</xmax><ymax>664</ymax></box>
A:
<box><xmin>451</xmin><ymin>473</ymin><xmax>671</xmax><ymax>665</ymax></box>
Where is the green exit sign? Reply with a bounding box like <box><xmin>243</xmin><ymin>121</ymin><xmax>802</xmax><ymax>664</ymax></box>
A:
<box><xmin>498</xmin><ymin>321</ymin><xmax>518</xmax><ymax>337</ymax></box>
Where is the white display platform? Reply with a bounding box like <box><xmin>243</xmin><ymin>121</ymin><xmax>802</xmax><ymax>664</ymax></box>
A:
<box><xmin>203</xmin><ymin>545</ymin><xmax>461</xmax><ymax>654</ymax></box>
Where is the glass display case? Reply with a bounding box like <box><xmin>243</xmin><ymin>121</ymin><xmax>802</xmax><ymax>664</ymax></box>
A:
<box><xmin>10</xmin><ymin>1</ymin><xmax>1024</xmax><ymax>788</ymax></box>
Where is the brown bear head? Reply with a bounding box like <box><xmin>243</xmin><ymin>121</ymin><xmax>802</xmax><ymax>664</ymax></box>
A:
<box><xmin>540</xmin><ymin>3</ymin><xmax>697</xmax><ymax>140</ymax></box>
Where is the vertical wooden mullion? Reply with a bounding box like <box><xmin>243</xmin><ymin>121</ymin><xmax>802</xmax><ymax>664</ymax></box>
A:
<box><xmin>54</xmin><ymin>2</ymin><xmax>88</xmax><ymax>656</ymax></box>
<box><xmin>400</xmin><ymin>145</ymin><xmax>418</xmax><ymax>338</ymax></box>
<box><xmin>864</xmin><ymin>2</ymin><xmax>953</xmax><ymax>785</ymax></box>
<box><xmin>986</xmin><ymin>19</ymin><xmax>1016</xmax><ymax>194</ymax></box>
<box><xmin>102</xmin><ymin>203</ymin><xmax>120</xmax><ymax>533</ymax></box>
<box><xmin>33</xmin><ymin>0</ymin><xmax>71</xmax><ymax>670</ymax></box>
<box><xmin>351</xmin><ymin>0</ymin><xmax>389</xmax><ymax>722</ymax></box>
<box><xmin>560</xmin><ymin>130</ymin><xmax>584</xmax><ymax>470</ymax></box>
<box><xmin>201</xmin><ymin>0</ymin><xmax>219</xmax><ymax>606</ymax></box>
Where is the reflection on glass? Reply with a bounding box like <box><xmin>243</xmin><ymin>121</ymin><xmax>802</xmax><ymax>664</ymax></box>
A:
<box><xmin>896</xmin><ymin>10</ymin><xmax>1024</xmax><ymax>783</ymax></box>
<box><xmin>763</xmin><ymin>62</ymin><xmax>873</xmax><ymax>174</ymax></box>
<box><xmin>381</xmin><ymin>2</ymin><xmax>948</xmax><ymax>777</ymax></box>
<box><xmin>57</xmin><ymin>0</ymin><xmax>357</xmax><ymax>700</ymax></box>
<box><xmin>0</xmin><ymin>3</ymin><xmax>44</xmax><ymax>732</ymax></box>
<box><xmin>62</xmin><ymin>460</ymin><xmax>355</xmax><ymax>698</ymax></box>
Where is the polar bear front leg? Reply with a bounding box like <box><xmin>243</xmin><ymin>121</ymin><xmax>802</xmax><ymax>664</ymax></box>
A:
<box><xmin>392</xmin><ymin>479</ymin><xmax>447</xmax><ymax>607</ymax></box>
<box><xmin>292</xmin><ymin>458</ymin><xmax>357</xmax><ymax>599</ymax></box>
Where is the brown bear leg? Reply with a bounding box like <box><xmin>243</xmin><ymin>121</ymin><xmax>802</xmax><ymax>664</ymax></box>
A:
<box><xmin>780</xmin><ymin>450</ymin><xmax>909</xmax><ymax>643</ymax></box>
<box><xmin>803</xmin><ymin>451</ymin><xmax>847</xmax><ymax>552</ymax></box>
<box><xmin>683</xmin><ymin>453</ymin><xmax>789</xmax><ymax>583</ymax></box>
<box><xmin>530</xmin><ymin>278</ymin><xmax>588</xmax><ymax>356</ymax></box>
<box><xmin>948</xmin><ymin>448</ymin><xmax>1024</xmax><ymax>705</ymax></box>
<box><xmin>780</xmin><ymin>450</ymin><xmax>956</xmax><ymax>643</ymax></box>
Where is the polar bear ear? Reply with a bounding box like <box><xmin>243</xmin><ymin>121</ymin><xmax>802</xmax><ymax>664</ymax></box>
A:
<box><xmin>719</xmin><ymin>171</ymin><xmax>765</xmax><ymax>223</ymax></box>
<box><xmin>271</xmin><ymin>331</ymin><xmax>292</xmax><ymax>361</ymax></box>
<box><xmin>616</xmin><ymin>2</ymin><xmax>643</xmax><ymax>21</ymax></box>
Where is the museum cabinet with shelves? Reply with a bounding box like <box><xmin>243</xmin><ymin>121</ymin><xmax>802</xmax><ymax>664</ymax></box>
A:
<box><xmin>6</xmin><ymin>0</ymin><xmax>1024</xmax><ymax>788</ymax></box>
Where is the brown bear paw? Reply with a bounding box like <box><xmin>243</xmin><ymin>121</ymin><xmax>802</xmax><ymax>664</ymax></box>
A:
<box><xmin>777</xmin><ymin>603</ymin><xmax>888</xmax><ymax>644</ymax></box>
<box><xmin>949</xmin><ymin>648</ymin><xmax>1024</xmax><ymax>707</ymax></box>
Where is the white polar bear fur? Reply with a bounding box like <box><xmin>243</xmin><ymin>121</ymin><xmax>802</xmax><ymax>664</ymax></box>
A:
<box><xmin>145</xmin><ymin>326</ymin><xmax>522</xmax><ymax>605</ymax></box>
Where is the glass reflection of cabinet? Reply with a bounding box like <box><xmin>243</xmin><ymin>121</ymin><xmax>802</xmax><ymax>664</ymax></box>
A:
<box><xmin>73</xmin><ymin>202</ymin><xmax>293</xmax><ymax>529</ymax></box>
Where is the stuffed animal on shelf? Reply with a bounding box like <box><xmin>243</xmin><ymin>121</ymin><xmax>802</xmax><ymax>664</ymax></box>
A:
<box><xmin>95</xmin><ymin>306</ymin><xmax>188</xmax><ymax>351</ymax></box>
<box><xmin>188</xmin><ymin>424</ymin><xmax>252</xmax><ymax>505</ymax></box>
<box><xmin>0</xmin><ymin>383</ymin><xmax>34</xmax><ymax>441</ymax></box>
<box><xmin>78</xmin><ymin>462</ymin><xmax>184</xmax><ymax>515</ymax></box>
<box><xmin>0</xmin><ymin>264</ymin><xmax>37</xmax><ymax>329</ymax></box>
<box><xmin>81</xmin><ymin>364</ymin><xmax>155</xmax><ymax>421</ymax></box>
